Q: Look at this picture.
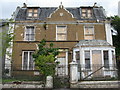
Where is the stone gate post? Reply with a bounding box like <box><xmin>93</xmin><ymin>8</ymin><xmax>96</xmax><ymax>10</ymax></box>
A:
<box><xmin>70</xmin><ymin>61</ymin><xmax>78</xmax><ymax>84</ymax></box>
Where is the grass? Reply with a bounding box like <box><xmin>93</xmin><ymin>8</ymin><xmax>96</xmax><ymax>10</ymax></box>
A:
<box><xmin>2</xmin><ymin>79</ymin><xmax>20</xmax><ymax>83</ymax></box>
<box><xmin>2</xmin><ymin>76</ymin><xmax>44</xmax><ymax>83</ymax></box>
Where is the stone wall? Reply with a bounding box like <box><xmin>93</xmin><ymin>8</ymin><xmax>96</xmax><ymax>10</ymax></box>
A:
<box><xmin>71</xmin><ymin>81</ymin><xmax>120</xmax><ymax>88</ymax></box>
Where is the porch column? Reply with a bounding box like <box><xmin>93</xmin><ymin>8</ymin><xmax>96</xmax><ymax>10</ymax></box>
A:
<box><xmin>70</xmin><ymin>61</ymin><xmax>78</xmax><ymax>84</ymax></box>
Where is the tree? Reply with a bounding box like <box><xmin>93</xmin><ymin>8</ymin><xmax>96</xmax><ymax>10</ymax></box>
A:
<box><xmin>33</xmin><ymin>39</ymin><xmax>59</xmax><ymax>77</ymax></box>
<box><xmin>109</xmin><ymin>16</ymin><xmax>120</xmax><ymax>56</ymax></box>
<box><xmin>109</xmin><ymin>16</ymin><xmax>120</xmax><ymax>80</ymax></box>
<box><xmin>0</xmin><ymin>19</ymin><xmax>14</xmax><ymax>75</ymax></box>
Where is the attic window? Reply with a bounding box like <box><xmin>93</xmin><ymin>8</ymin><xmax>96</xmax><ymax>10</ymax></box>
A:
<box><xmin>27</xmin><ymin>8</ymin><xmax>38</xmax><ymax>18</ymax></box>
<box><xmin>81</xmin><ymin>8</ymin><xmax>93</xmax><ymax>18</ymax></box>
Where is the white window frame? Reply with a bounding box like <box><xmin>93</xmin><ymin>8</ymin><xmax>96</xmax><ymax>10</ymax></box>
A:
<box><xmin>24</xmin><ymin>26</ymin><xmax>35</xmax><ymax>41</ymax></box>
<box><xmin>22</xmin><ymin>51</ymin><xmax>35</xmax><ymax>70</ymax></box>
<box><xmin>103</xmin><ymin>50</ymin><xmax>109</xmax><ymax>69</ymax></box>
<box><xmin>84</xmin><ymin>25</ymin><xmax>94</xmax><ymax>40</ymax></box>
<box><xmin>84</xmin><ymin>50</ymin><xmax>91</xmax><ymax>69</ymax></box>
<box><xmin>56</xmin><ymin>25</ymin><xmax>67</xmax><ymax>41</ymax></box>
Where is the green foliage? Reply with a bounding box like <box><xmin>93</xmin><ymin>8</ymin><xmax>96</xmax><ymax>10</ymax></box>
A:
<box><xmin>33</xmin><ymin>39</ymin><xmax>59</xmax><ymax>76</ymax></box>
<box><xmin>0</xmin><ymin>19</ymin><xmax>14</xmax><ymax>57</ymax></box>
<box><xmin>35</xmin><ymin>55</ymin><xmax>56</xmax><ymax>76</ymax></box>
<box><xmin>110</xmin><ymin>16</ymin><xmax>120</xmax><ymax>56</ymax></box>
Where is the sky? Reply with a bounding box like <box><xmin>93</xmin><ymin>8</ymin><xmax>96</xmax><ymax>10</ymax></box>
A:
<box><xmin>0</xmin><ymin>0</ymin><xmax>120</xmax><ymax>19</ymax></box>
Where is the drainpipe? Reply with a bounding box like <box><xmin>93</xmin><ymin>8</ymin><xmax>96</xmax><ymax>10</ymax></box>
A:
<box><xmin>79</xmin><ymin>44</ymin><xmax>82</xmax><ymax>80</ymax></box>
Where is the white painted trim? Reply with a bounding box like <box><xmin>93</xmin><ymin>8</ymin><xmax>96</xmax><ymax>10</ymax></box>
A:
<box><xmin>64</xmin><ymin>8</ymin><xmax>75</xmax><ymax>18</ymax></box>
<box><xmin>48</xmin><ymin>6</ymin><xmax>75</xmax><ymax>19</ymax></box>
<box><xmin>22</xmin><ymin>51</ymin><xmax>34</xmax><ymax>70</ymax></box>
<box><xmin>101</xmin><ymin>50</ymin><xmax>104</xmax><ymax>66</ymax></box>
<box><xmin>90</xmin><ymin>50</ymin><xmax>92</xmax><ymax>70</ymax></box>
<box><xmin>105</xmin><ymin>23</ymin><xmax>113</xmax><ymax>45</ymax></box>
<box><xmin>48</xmin><ymin>8</ymin><xmax>59</xmax><ymax>18</ymax></box>
<box><xmin>27</xmin><ymin>51</ymin><xmax>30</xmax><ymax>70</ymax></box>
<box><xmin>73</xmin><ymin>46</ymin><xmax>116</xmax><ymax>77</ymax></box>
<box><xmin>22</xmin><ymin>51</ymin><xmax>24</xmax><ymax>70</ymax></box>
<box><xmin>66</xmin><ymin>50</ymin><xmax>68</xmax><ymax>75</ymax></box>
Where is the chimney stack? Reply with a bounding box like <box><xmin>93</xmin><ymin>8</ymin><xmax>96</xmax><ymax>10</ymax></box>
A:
<box><xmin>23</xmin><ymin>3</ymin><xmax>27</xmax><ymax>8</ymax></box>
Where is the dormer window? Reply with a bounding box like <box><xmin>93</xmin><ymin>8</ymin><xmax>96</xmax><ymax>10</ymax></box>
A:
<box><xmin>27</xmin><ymin>8</ymin><xmax>38</xmax><ymax>18</ymax></box>
<box><xmin>81</xmin><ymin>8</ymin><xmax>93</xmax><ymax>18</ymax></box>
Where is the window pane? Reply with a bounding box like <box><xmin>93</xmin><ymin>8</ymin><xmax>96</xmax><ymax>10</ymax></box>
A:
<box><xmin>34</xmin><ymin>9</ymin><xmax>38</xmax><ymax>13</ymax></box>
<box><xmin>28</xmin><ymin>13</ymin><xmax>32</xmax><ymax>17</ymax></box>
<box><xmin>85</xmin><ymin>26</ymin><xmax>94</xmax><ymax>34</ymax></box>
<box><xmin>84</xmin><ymin>36</ymin><xmax>94</xmax><ymax>40</ymax></box>
<box><xmin>57</xmin><ymin>26</ymin><xmax>67</xmax><ymax>40</ymax></box>
<box><xmin>30</xmin><ymin>34</ymin><xmax>34</xmax><ymax>41</ymax></box>
<box><xmin>76</xmin><ymin>51</ymin><xmax>80</xmax><ymax>60</ymax></box>
<box><xmin>85</xmin><ymin>59</ymin><xmax>91</xmax><ymax>69</ymax></box>
<box><xmin>26</xmin><ymin>34</ymin><xmax>29</xmax><ymax>40</ymax></box>
<box><xmin>29</xmin><ymin>52</ymin><xmax>34</xmax><ymax>70</ymax></box>
<box><xmin>88</xmin><ymin>14</ymin><xmax>92</xmax><ymax>18</ymax></box>
<box><xmin>57</xmin><ymin>52</ymin><xmax>66</xmax><ymax>65</ymax></box>
<box><xmin>103</xmin><ymin>51</ymin><xmax>109</xmax><ymax>68</ymax></box>
<box><xmin>82</xmin><ymin>9</ymin><xmax>86</xmax><ymax>12</ymax></box>
<box><xmin>57</xmin><ymin>26</ymin><xmax>66</xmax><ymax>33</ymax></box>
<box><xmin>82</xmin><ymin>14</ymin><xmax>86</xmax><ymax>17</ymax></box>
<box><xmin>57</xmin><ymin>57</ymin><xmax>66</xmax><ymax>65</ymax></box>
<box><xmin>33</xmin><ymin>14</ymin><xmax>38</xmax><ymax>17</ymax></box>
<box><xmin>28</xmin><ymin>9</ymin><xmax>33</xmax><ymax>12</ymax></box>
<box><xmin>25</xmin><ymin>26</ymin><xmax>35</xmax><ymax>41</ymax></box>
<box><xmin>23</xmin><ymin>52</ymin><xmax>28</xmax><ymax>70</ymax></box>
<box><xmin>87</xmin><ymin>9</ymin><xmax>91</xmax><ymax>13</ymax></box>
<box><xmin>57</xmin><ymin>35</ymin><xmax>66</xmax><ymax>40</ymax></box>
<box><xmin>85</xmin><ymin>51</ymin><xmax>90</xmax><ymax>59</ymax></box>
<box><xmin>85</xmin><ymin>51</ymin><xmax>90</xmax><ymax>69</ymax></box>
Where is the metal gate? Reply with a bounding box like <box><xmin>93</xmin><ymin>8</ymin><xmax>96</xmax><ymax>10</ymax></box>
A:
<box><xmin>53</xmin><ymin>65</ymin><xmax>70</xmax><ymax>89</ymax></box>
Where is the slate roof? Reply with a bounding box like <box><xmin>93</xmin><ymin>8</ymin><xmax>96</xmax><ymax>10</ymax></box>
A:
<box><xmin>75</xmin><ymin>40</ymin><xmax>111</xmax><ymax>47</ymax></box>
<box><xmin>15</xmin><ymin>6</ymin><xmax>106</xmax><ymax>21</ymax></box>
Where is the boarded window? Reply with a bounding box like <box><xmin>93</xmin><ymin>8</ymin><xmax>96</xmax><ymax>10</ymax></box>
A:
<box><xmin>103</xmin><ymin>51</ymin><xmax>109</xmax><ymax>69</ymax></box>
<box><xmin>85</xmin><ymin>51</ymin><xmax>91</xmax><ymax>69</ymax></box>
<box><xmin>81</xmin><ymin>8</ymin><xmax>93</xmax><ymax>18</ymax></box>
<box><xmin>25</xmin><ymin>26</ymin><xmax>35</xmax><ymax>41</ymax></box>
<box><xmin>23</xmin><ymin>51</ymin><xmax>34</xmax><ymax>70</ymax></box>
<box><xmin>84</xmin><ymin>25</ymin><xmax>94</xmax><ymax>40</ymax></box>
<box><xmin>56</xmin><ymin>26</ymin><xmax>67</xmax><ymax>41</ymax></box>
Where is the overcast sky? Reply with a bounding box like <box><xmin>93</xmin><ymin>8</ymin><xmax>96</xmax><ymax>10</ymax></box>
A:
<box><xmin>0</xmin><ymin>0</ymin><xmax>120</xmax><ymax>19</ymax></box>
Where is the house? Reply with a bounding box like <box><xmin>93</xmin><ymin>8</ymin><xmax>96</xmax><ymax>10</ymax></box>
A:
<box><xmin>11</xmin><ymin>3</ymin><xmax>117</xmax><ymax>79</ymax></box>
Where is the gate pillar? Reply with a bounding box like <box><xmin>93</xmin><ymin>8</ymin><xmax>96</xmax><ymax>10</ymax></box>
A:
<box><xmin>70</xmin><ymin>61</ymin><xmax>78</xmax><ymax>84</ymax></box>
